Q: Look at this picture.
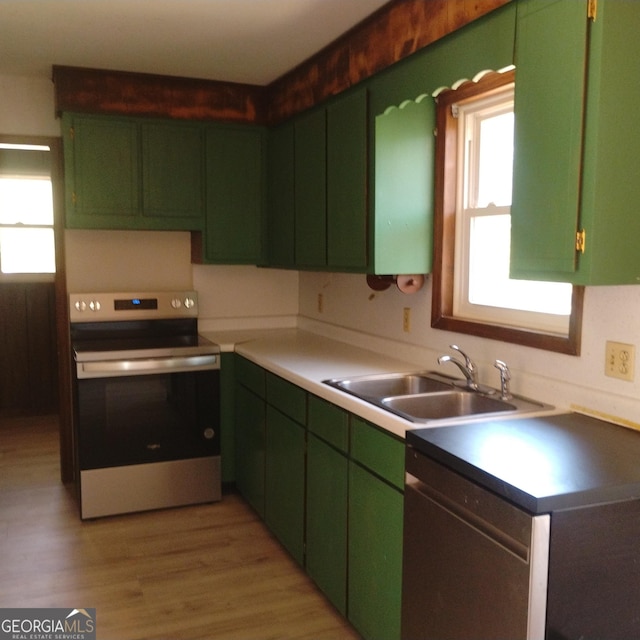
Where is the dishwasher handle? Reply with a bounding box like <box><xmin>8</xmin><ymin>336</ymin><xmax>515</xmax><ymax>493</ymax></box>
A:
<box><xmin>76</xmin><ymin>353</ymin><xmax>219</xmax><ymax>379</ymax></box>
<box><xmin>406</xmin><ymin>472</ymin><xmax>531</xmax><ymax>561</ymax></box>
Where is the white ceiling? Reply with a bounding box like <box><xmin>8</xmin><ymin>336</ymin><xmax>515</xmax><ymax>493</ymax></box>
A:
<box><xmin>0</xmin><ymin>0</ymin><xmax>391</xmax><ymax>86</ymax></box>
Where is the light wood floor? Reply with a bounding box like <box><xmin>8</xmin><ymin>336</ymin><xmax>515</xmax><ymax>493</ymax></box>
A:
<box><xmin>0</xmin><ymin>415</ymin><xmax>360</xmax><ymax>640</ymax></box>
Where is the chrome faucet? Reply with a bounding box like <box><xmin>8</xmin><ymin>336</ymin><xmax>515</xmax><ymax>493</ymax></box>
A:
<box><xmin>438</xmin><ymin>344</ymin><xmax>479</xmax><ymax>390</ymax></box>
<box><xmin>494</xmin><ymin>359</ymin><xmax>512</xmax><ymax>400</ymax></box>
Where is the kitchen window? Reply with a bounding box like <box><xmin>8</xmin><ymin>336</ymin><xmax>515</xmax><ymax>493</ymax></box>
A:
<box><xmin>0</xmin><ymin>143</ymin><xmax>56</xmax><ymax>279</ymax></box>
<box><xmin>431</xmin><ymin>69</ymin><xmax>583</xmax><ymax>355</ymax></box>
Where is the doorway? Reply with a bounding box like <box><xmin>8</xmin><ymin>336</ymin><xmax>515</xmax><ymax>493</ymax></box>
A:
<box><xmin>0</xmin><ymin>135</ymin><xmax>72</xmax><ymax>482</ymax></box>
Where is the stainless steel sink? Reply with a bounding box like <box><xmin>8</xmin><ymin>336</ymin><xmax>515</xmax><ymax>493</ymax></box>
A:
<box><xmin>381</xmin><ymin>390</ymin><xmax>516</xmax><ymax>421</ymax></box>
<box><xmin>325</xmin><ymin>371</ymin><xmax>452</xmax><ymax>399</ymax></box>
<box><xmin>323</xmin><ymin>371</ymin><xmax>552</xmax><ymax>424</ymax></box>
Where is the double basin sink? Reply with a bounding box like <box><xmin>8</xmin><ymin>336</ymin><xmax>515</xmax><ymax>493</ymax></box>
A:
<box><xmin>323</xmin><ymin>371</ymin><xmax>552</xmax><ymax>424</ymax></box>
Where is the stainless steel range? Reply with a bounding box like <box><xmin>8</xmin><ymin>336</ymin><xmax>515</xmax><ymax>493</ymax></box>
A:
<box><xmin>69</xmin><ymin>290</ymin><xmax>221</xmax><ymax>519</ymax></box>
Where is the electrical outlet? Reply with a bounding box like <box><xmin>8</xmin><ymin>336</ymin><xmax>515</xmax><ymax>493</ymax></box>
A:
<box><xmin>605</xmin><ymin>341</ymin><xmax>635</xmax><ymax>382</ymax></box>
<box><xmin>403</xmin><ymin>307</ymin><xmax>411</xmax><ymax>333</ymax></box>
<box><xmin>317</xmin><ymin>293</ymin><xmax>323</xmax><ymax>313</ymax></box>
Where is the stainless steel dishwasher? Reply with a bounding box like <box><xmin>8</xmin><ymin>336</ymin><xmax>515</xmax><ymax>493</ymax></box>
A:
<box><xmin>402</xmin><ymin>447</ymin><xmax>550</xmax><ymax>640</ymax></box>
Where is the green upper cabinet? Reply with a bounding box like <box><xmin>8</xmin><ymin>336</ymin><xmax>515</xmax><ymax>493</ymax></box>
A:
<box><xmin>295</xmin><ymin>108</ymin><xmax>327</xmax><ymax>268</ymax></box>
<box><xmin>372</xmin><ymin>98</ymin><xmax>434</xmax><ymax>275</ymax></box>
<box><xmin>63</xmin><ymin>113</ymin><xmax>139</xmax><ymax>227</ymax></box>
<box><xmin>63</xmin><ymin>113</ymin><xmax>205</xmax><ymax>231</ymax></box>
<box><xmin>266</xmin><ymin>90</ymin><xmax>368</xmax><ymax>272</ymax></box>
<box><xmin>511</xmin><ymin>0</ymin><xmax>587</xmax><ymax>281</ymax></box>
<box><xmin>327</xmin><ymin>89</ymin><xmax>368</xmax><ymax>271</ymax></box>
<box><xmin>266</xmin><ymin>122</ymin><xmax>296</xmax><ymax>268</ymax></box>
<box><xmin>141</xmin><ymin>121</ymin><xmax>204</xmax><ymax>226</ymax></box>
<box><xmin>512</xmin><ymin>0</ymin><xmax>640</xmax><ymax>285</ymax></box>
<box><xmin>203</xmin><ymin>124</ymin><xmax>266</xmax><ymax>264</ymax></box>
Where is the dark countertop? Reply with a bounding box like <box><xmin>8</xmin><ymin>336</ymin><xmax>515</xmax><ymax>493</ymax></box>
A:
<box><xmin>406</xmin><ymin>412</ymin><xmax>640</xmax><ymax>514</ymax></box>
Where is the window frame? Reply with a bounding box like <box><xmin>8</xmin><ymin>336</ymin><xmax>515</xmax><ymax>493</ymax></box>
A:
<box><xmin>431</xmin><ymin>70</ymin><xmax>583</xmax><ymax>355</ymax></box>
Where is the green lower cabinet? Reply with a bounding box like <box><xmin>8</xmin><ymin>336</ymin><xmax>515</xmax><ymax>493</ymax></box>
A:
<box><xmin>306</xmin><ymin>433</ymin><xmax>348</xmax><ymax>615</ymax></box>
<box><xmin>348</xmin><ymin>460</ymin><xmax>404</xmax><ymax>640</ymax></box>
<box><xmin>265</xmin><ymin>405</ymin><xmax>306</xmax><ymax>564</ymax></box>
<box><xmin>234</xmin><ymin>382</ymin><xmax>266</xmax><ymax>518</ymax></box>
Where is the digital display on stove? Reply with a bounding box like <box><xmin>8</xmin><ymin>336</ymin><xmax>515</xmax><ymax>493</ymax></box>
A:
<box><xmin>114</xmin><ymin>298</ymin><xmax>158</xmax><ymax>311</ymax></box>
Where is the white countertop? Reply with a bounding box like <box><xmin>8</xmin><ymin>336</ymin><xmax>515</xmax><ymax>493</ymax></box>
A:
<box><xmin>203</xmin><ymin>328</ymin><xmax>558</xmax><ymax>439</ymax></box>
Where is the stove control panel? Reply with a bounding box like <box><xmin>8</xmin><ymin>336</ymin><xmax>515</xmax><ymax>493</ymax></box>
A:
<box><xmin>69</xmin><ymin>291</ymin><xmax>199</xmax><ymax>322</ymax></box>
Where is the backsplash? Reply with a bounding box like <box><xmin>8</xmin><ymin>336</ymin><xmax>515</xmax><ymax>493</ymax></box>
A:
<box><xmin>298</xmin><ymin>270</ymin><xmax>640</xmax><ymax>430</ymax></box>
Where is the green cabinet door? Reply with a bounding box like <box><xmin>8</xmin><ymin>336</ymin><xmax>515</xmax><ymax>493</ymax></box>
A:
<box><xmin>373</xmin><ymin>98</ymin><xmax>434</xmax><ymax>275</ymax></box>
<box><xmin>348</xmin><ymin>461</ymin><xmax>403</xmax><ymax>640</ymax></box>
<box><xmin>306</xmin><ymin>433</ymin><xmax>348</xmax><ymax>615</ymax></box>
<box><xmin>63</xmin><ymin>113</ymin><xmax>139</xmax><ymax>228</ymax></box>
<box><xmin>295</xmin><ymin>108</ymin><xmax>327</xmax><ymax>268</ymax></box>
<box><xmin>510</xmin><ymin>0</ymin><xmax>589</xmax><ymax>281</ymax></box>
<box><xmin>141</xmin><ymin>121</ymin><xmax>205</xmax><ymax>229</ymax></box>
<box><xmin>327</xmin><ymin>89</ymin><xmax>368</xmax><ymax>271</ymax></box>
<box><xmin>265</xmin><ymin>405</ymin><xmax>306</xmax><ymax>564</ymax></box>
<box><xmin>204</xmin><ymin>125</ymin><xmax>265</xmax><ymax>264</ymax></box>
<box><xmin>234</xmin><ymin>382</ymin><xmax>266</xmax><ymax>518</ymax></box>
<box><xmin>63</xmin><ymin>113</ymin><xmax>205</xmax><ymax>231</ymax></box>
<box><xmin>267</xmin><ymin>122</ymin><xmax>296</xmax><ymax>267</ymax></box>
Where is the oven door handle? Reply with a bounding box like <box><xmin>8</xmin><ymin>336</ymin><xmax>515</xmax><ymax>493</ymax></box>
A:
<box><xmin>76</xmin><ymin>354</ymin><xmax>219</xmax><ymax>379</ymax></box>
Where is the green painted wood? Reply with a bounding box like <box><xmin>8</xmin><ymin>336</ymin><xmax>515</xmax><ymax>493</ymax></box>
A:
<box><xmin>234</xmin><ymin>356</ymin><xmax>265</xmax><ymax>398</ymax></box>
<box><xmin>306</xmin><ymin>433</ymin><xmax>348</xmax><ymax>615</ymax></box>
<box><xmin>234</xmin><ymin>382</ymin><xmax>266</xmax><ymax>518</ymax></box>
<box><xmin>327</xmin><ymin>89</ymin><xmax>368</xmax><ymax>270</ymax></box>
<box><xmin>265</xmin><ymin>372</ymin><xmax>307</xmax><ymax>425</ymax></box>
<box><xmin>63</xmin><ymin>113</ymin><xmax>139</xmax><ymax>228</ymax></box>
<box><xmin>63</xmin><ymin>113</ymin><xmax>206</xmax><ymax>231</ymax></box>
<box><xmin>348</xmin><ymin>460</ymin><xmax>403</xmax><ymax>640</ymax></box>
<box><xmin>295</xmin><ymin>108</ymin><xmax>327</xmax><ymax>268</ymax></box>
<box><xmin>578</xmin><ymin>0</ymin><xmax>640</xmax><ymax>284</ymax></box>
<box><xmin>204</xmin><ymin>124</ymin><xmax>265</xmax><ymax>264</ymax></box>
<box><xmin>266</xmin><ymin>122</ymin><xmax>296</xmax><ymax>267</ymax></box>
<box><xmin>350</xmin><ymin>416</ymin><xmax>405</xmax><ymax>490</ymax></box>
<box><xmin>141</xmin><ymin>121</ymin><xmax>205</xmax><ymax>228</ymax></box>
<box><xmin>265</xmin><ymin>405</ymin><xmax>306</xmax><ymax>564</ymax></box>
<box><xmin>373</xmin><ymin>98</ymin><xmax>434</xmax><ymax>275</ymax></box>
<box><xmin>510</xmin><ymin>0</ymin><xmax>588</xmax><ymax>280</ymax></box>
<box><xmin>307</xmin><ymin>395</ymin><xmax>349</xmax><ymax>453</ymax></box>
<box><xmin>220</xmin><ymin>353</ymin><xmax>236</xmax><ymax>484</ymax></box>
<box><xmin>368</xmin><ymin>4</ymin><xmax>516</xmax><ymax>117</ymax></box>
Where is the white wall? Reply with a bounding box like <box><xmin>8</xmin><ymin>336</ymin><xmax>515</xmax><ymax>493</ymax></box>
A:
<box><xmin>0</xmin><ymin>74</ymin><xmax>59</xmax><ymax>137</ymax></box>
<box><xmin>299</xmin><ymin>271</ymin><xmax>640</xmax><ymax>428</ymax></box>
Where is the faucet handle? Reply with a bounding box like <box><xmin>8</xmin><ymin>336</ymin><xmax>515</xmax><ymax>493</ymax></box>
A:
<box><xmin>494</xmin><ymin>360</ymin><xmax>512</xmax><ymax>400</ymax></box>
<box><xmin>450</xmin><ymin>344</ymin><xmax>476</xmax><ymax>373</ymax></box>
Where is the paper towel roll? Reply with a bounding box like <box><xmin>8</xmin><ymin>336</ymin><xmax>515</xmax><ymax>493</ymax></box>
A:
<box><xmin>396</xmin><ymin>274</ymin><xmax>425</xmax><ymax>294</ymax></box>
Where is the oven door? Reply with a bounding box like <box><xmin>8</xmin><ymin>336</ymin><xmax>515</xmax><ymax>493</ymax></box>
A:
<box><xmin>75</xmin><ymin>358</ymin><xmax>220</xmax><ymax>471</ymax></box>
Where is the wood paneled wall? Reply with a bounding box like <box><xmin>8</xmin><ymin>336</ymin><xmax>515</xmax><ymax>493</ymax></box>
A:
<box><xmin>0</xmin><ymin>283</ymin><xmax>59</xmax><ymax>417</ymax></box>
<box><xmin>53</xmin><ymin>0</ymin><xmax>511</xmax><ymax>125</ymax></box>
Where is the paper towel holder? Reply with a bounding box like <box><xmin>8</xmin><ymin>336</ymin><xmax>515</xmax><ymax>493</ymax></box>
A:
<box><xmin>366</xmin><ymin>274</ymin><xmax>426</xmax><ymax>293</ymax></box>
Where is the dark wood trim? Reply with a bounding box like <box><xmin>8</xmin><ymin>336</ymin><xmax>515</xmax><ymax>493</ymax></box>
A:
<box><xmin>49</xmin><ymin>136</ymin><xmax>74</xmax><ymax>484</ymax></box>
<box><xmin>266</xmin><ymin>0</ymin><xmax>512</xmax><ymax>124</ymax></box>
<box><xmin>52</xmin><ymin>66</ymin><xmax>267</xmax><ymax>124</ymax></box>
<box><xmin>52</xmin><ymin>0</ymin><xmax>511</xmax><ymax>125</ymax></box>
<box><xmin>430</xmin><ymin>70</ymin><xmax>583</xmax><ymax>356</ymax></box>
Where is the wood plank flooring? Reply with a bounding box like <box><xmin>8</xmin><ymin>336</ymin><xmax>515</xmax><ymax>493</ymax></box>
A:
<box><xmin>0</xmin><ymin>415</ymin><xmax>360</xmax><ymax>639</ymax></box>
